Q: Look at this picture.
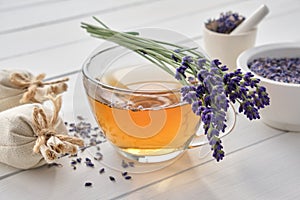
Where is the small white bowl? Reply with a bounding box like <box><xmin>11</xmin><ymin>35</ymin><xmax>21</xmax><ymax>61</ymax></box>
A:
<box><xmin>237</xmin><ymin>43</ymin><xmax>300</xmax><ymax>132</ymax></box>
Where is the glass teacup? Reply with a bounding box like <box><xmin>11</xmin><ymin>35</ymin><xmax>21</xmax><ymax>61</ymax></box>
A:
<box><xmin>81</xmin><ymin>28</ymin><xmax>236</xmax><ymax>164</ymax></box>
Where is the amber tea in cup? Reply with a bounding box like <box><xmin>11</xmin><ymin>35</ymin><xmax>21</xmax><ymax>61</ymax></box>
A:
<box><xmin>83</xmin><ymin>59</ymin><xmax>200</xmax><ymax>162</ymax></box>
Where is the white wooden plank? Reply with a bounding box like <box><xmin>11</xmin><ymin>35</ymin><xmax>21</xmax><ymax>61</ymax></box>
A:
<box><xmin>0</xmin><ymin>39</ymin><xmax>97</xmax><ymax>78</ymax></box>
<box><xmin>0</xmin><ymin>164</ymin><xmax>21</xmax><ymax>179</ymax></box>
<box><xmin>0</xmin><ymin>0</ymin><xmax>47</xmax><ymax>9</ymax></box>
<box><xmin>0</xmin><ymin>0</ymin><xmax>241</xmax><ymax>61</ymax></box>
<box><xmin>0</xmin><ymin>0</ymin><xmax>66</xmax><ymax>12</ymax></box>
<box><xmin>0</xmin><ymin>0</ymin><xmax>147</xmax><ymax>34</ymax></box>
<box><xmin>0</xmin><ymin>36</ymin><xmax>204</xmax><ymax>81</ymax></box>
<box><xmin>120</xmin><ymin>132</ymin><xmax>300</xmax><ymax>200</ymax></box>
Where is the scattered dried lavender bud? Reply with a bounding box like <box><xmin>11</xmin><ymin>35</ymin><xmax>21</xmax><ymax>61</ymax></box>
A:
<box><xmin>94</xmin><ymin>152</ymin><xmax>103</xmax><ymax>161</ymax></box>
<box><xmin>69</xmin><ymin>128</ymin><xmax>75</xmax><ymax>132</ymax></box>
<box><xmin>85</xmin><ymin>182</ymin><xmax>92</xmax><ymax>187</ymax></box>
<box><xmin>94</xmin><ymin>156</ymin><xmax>101</xmax><ymax>161</ymax></box>
<box><xmin>70</xmin><ymin>160</ymin><xmax>77</xmax><ymax>165</ymax></box>
<box><xmin>84</xmin><ymin>157</ymin><xmax>95</xmax><ymax>167</ymax></box>
<box><xmin>99</xmin><ymin>130</ymin><xmax>105</xmax><ymax>136</ymax></box>
<box><xmin>122</xmin><ymin>172</ymin><xmax>128</xmax><ymax>177</ymax></box>
<box><xmin>80</xmin><ymin>146</ymin><xmax>88</xmax><ymax>152</ymax></box>
<box><xmin>77</xmin><ymin>115</ymin><xmax>85</xmax><ymax>121</ymax></box>
<box><xmin>65</xmin><ymin>119</ymin><xmax>116</xmax><ymax>188</ymax></box>
<box><xmin>89</xmin><ymin>139</ymin><xmax>97</xmax><ymax>146</ymax></box>
<box><xmin>124</xmin><ymin>176</ymin><xmax>132</xmax><ymax>180</ymax></box>
<box><xmin>86</xmin><ymin>162</ymin><xmax>94</xmax><ymax>168</ymax></box>
<box><xmin>99</xmin><ymin>168</ymin><xmax>105</xmax><ymax>174</ymax></box>
<box><xmin>76</xmin><ymin>157</ymin><xmax>82</xmax><ymax>163</ymax></box>
<box><xmin>128</xmin><ymin>162</ymin><xmax>135</xmax><ymax>167</ymax></box>
<box><xmin>121</xmin><ymin>160</ymin><xmax>129</xmax><ymax>168</ymax></box>
<box><xmin>109</xmin><ymin>176</ymin><xmax>116</xmax><ymax>182</ymax></box>
<box><xmin>94</xmin><ymin>156</ymin><xmax>102</xmax><ymax>161</ymax></box>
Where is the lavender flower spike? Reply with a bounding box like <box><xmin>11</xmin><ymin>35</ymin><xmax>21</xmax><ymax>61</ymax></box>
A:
<box><xmin>179</xmin><ymin>57</ymin><xmax>269</xmax><ymax>161</ymax></box>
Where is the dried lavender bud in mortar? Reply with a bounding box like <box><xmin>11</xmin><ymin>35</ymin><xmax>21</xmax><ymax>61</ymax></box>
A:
<box><xmin>248</xmin><ymin>57</ymin><xmax>300</xmax><ymax>84</ymax></box>
<box><xmin>205</xmin><ymin>11</ymin><xmax>245</xmax><ymax>33</ymax></box>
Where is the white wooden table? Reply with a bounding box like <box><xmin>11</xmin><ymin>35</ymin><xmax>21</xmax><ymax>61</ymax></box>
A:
<box><xmin>1</xmin><ymin>0</ymin><xmax>300</xmax><ymax>199</ymax></box>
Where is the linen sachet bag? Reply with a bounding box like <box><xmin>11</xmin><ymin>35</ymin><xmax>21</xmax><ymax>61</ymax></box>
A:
<box><xmin>0</xmin><ymin>69</ymin><xmax>69</xmax><ymax>112</ymax></box>
<box><xmin>0</xmin><ymin>96</ymin><xmax>84</xmax><ymax>169</ymax></box>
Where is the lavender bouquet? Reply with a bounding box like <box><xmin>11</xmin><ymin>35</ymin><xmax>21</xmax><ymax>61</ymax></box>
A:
<box><xmin>81</xmin><ymin>17</ymin><xmax>270</xmax><ymax>161</ymax></box>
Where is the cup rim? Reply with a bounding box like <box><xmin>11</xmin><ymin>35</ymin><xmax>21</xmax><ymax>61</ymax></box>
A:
<box><xmin>82</xmin><ymin>45</ymin><xmax>183</xmax><ymax>95</ymax></box>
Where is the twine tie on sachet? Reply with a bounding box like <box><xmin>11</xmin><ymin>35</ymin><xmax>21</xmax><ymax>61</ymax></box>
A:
<box><xmin>32</xmin><ymin>96</ymin><xmax>84</xmax><ymax>163</ymax></box>
<box><xmin>10</xmin><ymin>72</ymin><xmax>69</xmax><ymax>104</ymax></box>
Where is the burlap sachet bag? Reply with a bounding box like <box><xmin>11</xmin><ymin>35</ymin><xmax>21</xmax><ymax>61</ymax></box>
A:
<box><xmin>0</xmin><ymin>69</ymin><xmax>69</xmax><ymax>112</ymax></box>
<box><xmin>0</xmin><ymin>96</ymin><xmax>84</xmax><ymax>169</ymax></box>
